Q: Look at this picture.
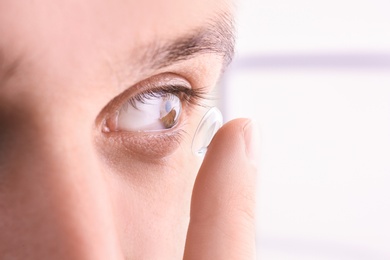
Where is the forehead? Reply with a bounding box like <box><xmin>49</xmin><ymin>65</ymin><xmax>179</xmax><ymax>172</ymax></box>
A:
<box><xmin>0</xmin><ymin>0</ymin><xmax>232</xmax><ymax>55</ymax></box>
<box><xmin>0</xmin><ymin>0</ymin><xmax>233</xmax><ymax>87</ymax></box>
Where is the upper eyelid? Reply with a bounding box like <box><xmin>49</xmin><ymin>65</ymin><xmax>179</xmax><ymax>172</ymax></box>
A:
<box><xmin>127</xmin><ymin>85</ymin><xmax>207</xmax><ymax>106</ymax></box>
<box><xmin>113</xmin><ymin>78</ymin><xmax>210</xmax><ymax>116</ymax></box>
<box><xmin>98</xmin><ymin>74</ymin><xmax>191</xmax><ymax>116</ymax></box>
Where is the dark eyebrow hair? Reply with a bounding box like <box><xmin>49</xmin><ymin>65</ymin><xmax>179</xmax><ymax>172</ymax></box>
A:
<box><xmin>142</xmin><ymin>12</ymin><xmax>236</xmax><ymax>71</ymax></box>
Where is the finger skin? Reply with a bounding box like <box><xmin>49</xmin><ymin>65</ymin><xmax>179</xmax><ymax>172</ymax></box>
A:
<box><xmin>184</xmin><ymin>118</ymin><xmax>257</xmax><ymax>260</ymax></box>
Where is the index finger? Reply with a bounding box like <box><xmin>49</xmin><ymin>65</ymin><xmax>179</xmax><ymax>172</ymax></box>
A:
<box><xmin>184</xmin><ymin>118</ymin><xmax>258</xmax><ymax>260</ymax></box>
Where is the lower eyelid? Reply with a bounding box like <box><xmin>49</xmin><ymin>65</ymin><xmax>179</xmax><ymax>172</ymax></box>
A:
<box><xmin>103</xmin><ymin>129</ymin><xmax>187</xmax><ymax>160</ymax></box>
<box><xmin>100</xmin><ymin>107</ymin><xmax>193</xmax><ymax>159</ymax></box>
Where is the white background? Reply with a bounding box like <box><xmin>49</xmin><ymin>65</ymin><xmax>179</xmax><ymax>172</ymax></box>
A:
<box><xmin>222</xmin><ymin>0</ymin><xmax>390</xmax><ymax>259</ymax></box>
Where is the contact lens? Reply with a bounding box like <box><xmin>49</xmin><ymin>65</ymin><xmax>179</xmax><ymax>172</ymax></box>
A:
<box><xmin>192</xmin><ymin>107</ymin><xmax>223</xmax><ymax>156</ymax></box>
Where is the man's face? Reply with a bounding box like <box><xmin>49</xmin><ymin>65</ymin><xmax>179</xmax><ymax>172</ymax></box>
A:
<box><xmin>0</xmin><ymin>0</ymin><xmax>234</xmax><ymax>259</ymax></box>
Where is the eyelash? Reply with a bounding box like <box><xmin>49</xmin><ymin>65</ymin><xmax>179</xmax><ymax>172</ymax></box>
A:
<box><xmin>127</xmin><ymin>85</ymin><xmax>209</xmax><ymax>109</ymax></box>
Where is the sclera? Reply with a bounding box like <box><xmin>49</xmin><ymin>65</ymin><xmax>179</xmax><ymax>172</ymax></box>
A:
<box><xmin>192</xmin><ymin>107</ymin><xmax>223</xmax><ymax>156</ymax></box>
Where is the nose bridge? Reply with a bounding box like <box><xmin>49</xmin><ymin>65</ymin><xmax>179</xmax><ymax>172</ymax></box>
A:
<box><xmin>0</xmin><ymin>101</ymin><xmax>122</xmax><ymax>259</ymax></box>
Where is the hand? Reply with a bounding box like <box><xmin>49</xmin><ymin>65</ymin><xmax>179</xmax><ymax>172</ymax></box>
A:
<box><xmin>184</xmin><ymin>118</ymin><xmax>258</xmax><ymax>259</ymax></box>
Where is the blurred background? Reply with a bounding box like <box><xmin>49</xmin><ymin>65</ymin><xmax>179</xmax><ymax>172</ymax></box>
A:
<box><xmin>220</xmin><ymin>0</ymin><xmax>390</xmax><ymax>259</ymax></box>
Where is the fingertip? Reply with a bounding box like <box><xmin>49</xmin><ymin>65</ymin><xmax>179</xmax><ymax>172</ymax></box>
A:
<box><xmin>206</xmin><ymin>118</ymin><xmax>259</xmax><ymax>164</ymax></box>
<box><xmin>243</xmin><ymin>119</ymin><xmax>260</xmax><ymax>163</ymax></box>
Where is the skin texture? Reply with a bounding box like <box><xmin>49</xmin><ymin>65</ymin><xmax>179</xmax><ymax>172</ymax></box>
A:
<box><xmin>0</xmin><ymin>0</ymin><xmax>257</xmax><ymax>259</ymax></box>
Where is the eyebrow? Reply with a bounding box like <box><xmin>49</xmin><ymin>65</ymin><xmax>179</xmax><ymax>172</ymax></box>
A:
<box><xmin>139</xmin><ymin>12</ymin><xmax>235</xmax><ymax>72</ymax></box>
<box><xmin>0</xmin><ymin>13</ymin><xmax>235</xmax><ymax>83</ymax></box>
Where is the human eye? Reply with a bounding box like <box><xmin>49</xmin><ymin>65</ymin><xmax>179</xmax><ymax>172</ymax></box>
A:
<box><xmin>117</xmin><ymin>87</ymin><xmax>182</xmax><ymax>131</ymax></box>
<box><xmin>98</xmin><ymin>74</ymin><xmax>208</xmax><ymax>158</ymax></box>
<box><xmin>106</xmin><ymin>85</ymin><xmax>204</xmax><ymax>133</ymax></box>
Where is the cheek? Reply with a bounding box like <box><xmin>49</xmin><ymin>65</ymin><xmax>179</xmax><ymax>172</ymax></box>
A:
<box><xmin>103</xmin><ymin>148</ymin><xmax>201</xmax><ymax>258</ymax></box>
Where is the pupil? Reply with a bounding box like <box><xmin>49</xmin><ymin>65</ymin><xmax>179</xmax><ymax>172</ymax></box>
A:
<box><xmin>159</xmin><ymin>95</ymin><xmax>181</xmax><ymax>129</ymax></box>
<box><xmin>161</xmin><ymin>109</ymin><xmax>177</xmax><ymax>128</ymax></box>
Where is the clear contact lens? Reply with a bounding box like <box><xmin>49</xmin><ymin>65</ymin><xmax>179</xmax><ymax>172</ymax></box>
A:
<box><xmin>192</xmin><ymin>107</ymin><xmax>223</xmax><ymax>156</ymax></box>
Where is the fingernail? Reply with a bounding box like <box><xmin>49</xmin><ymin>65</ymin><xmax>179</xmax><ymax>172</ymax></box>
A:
<box><xmin>243</xmin><ymin>120</ymin><xmax>259</xmax><ymax>162</ymax></box>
